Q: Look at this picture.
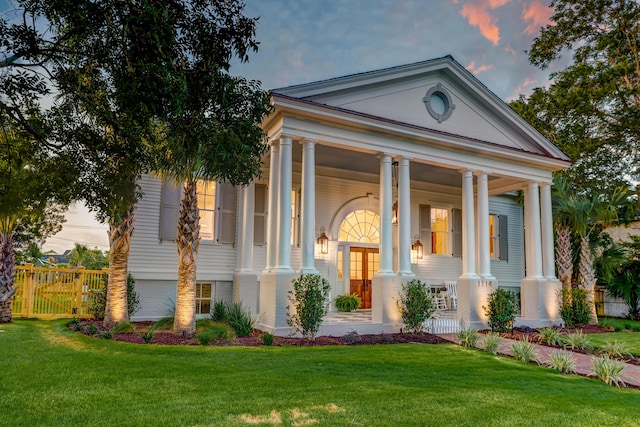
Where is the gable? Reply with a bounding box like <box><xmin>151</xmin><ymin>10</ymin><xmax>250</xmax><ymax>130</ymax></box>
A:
<box><xmin>271</xmin><ymin>56</ymin><xmax>569</xmax><ymax>162</ymax></box>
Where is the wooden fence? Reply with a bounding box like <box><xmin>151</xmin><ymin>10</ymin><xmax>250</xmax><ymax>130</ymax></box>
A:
<box><xmin>11</xmin><ymin>264</ymin><xmax>108</xmax><ymax>319</ymax></box>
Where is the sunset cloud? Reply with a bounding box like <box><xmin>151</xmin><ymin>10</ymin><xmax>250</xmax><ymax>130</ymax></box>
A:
<box><xmin>522</xmin><ymin>1</ymin><xmax>554</xmax><ymax>35</ymax></box>
<box><xmin>458</xmin><ymin>0</ymin><xmax>510</xmax><ymax>45</ymax></box>
<box><xmin>512</xmin><ymin>77</ymin><xmax>537</xmax><ymax>97</ymax></box>
<box><xmin>467</xmin><ymin>60</ymin><xmax>494</xmax><ymax>75</ymax></box>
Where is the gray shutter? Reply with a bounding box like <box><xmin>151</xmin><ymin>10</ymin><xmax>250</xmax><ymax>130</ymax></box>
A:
<box><xmin>253</xmin><ymin>184</ymin><xmax>267</xmax><ymax>245</ymax></box>
<box><xmin>217</xmin><ymin>182</ymin><xmax>237</xmax><ymax>244</ymax></box>
<box><xmin>498</xmin><ymin>214</ymin><xmax>509</xmax><ymax>262</ymax></box>
<box><xmin>159</xmin><ymin>177</ymin><xmax>182</xmax><ymax>241</ymax></box>
<box><xmin>419</xmin><ymin>204</ymin><xmax>432</xmax><ymax>254</ymax></box>
<box><xmin>451</xmin><ymin>208</ymin><xmax>462</xmax><ymax>258</ymax></box>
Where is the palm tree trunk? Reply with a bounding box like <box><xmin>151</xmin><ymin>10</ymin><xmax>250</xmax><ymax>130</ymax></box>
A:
<box><xmin>103</xmin><ymin>206</ymin><xmax>135</xmax><ymax>328</ymax></box>
<box><xmin>0</xmin><ymin>229</ymin><xmax>16</xmax><ymax>323</ymax></box>
<box><xmin>173</xmin><ymin>180</ymin><xmax>200</xmax><ymax>336</ymax></box>
<box><xmin>555</xmin><ymin>224</ymin><xmax>573</xmax><ymax>291</ymax></box>
<box><xmin>578</xmin><ymin>236</ymin><xmax>599</xmax><ymax>325</ymax></box>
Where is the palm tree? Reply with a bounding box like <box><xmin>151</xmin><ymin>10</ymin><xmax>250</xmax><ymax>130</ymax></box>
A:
<box><xmin>0</xmin><ymin>217</ymin><xmax>17</xmax><ymax>323</ymax></box>
<box><xmin>552</xmin><ymin>177</ymin><xmax>575</xmax><ymax>291</ymax></box>
<box><xmin>553</xmin><ymin>182</ymin><xmax>631</xmax><ymax>324</ymax></box>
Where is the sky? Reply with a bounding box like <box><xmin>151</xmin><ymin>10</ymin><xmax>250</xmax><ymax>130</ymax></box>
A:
<box><xmin>13</xmin><ymin>0</ymin><xmax>565</xmax><ymax>253</ymax></box>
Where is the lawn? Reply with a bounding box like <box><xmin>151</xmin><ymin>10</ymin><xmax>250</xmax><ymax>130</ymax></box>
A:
<box><xmin>1</xmin><ymin>320</ymin><xmax>639</xmax><ymax>426</ymax></box>
<box><xmin>599</xmin><ymin>317</ymin><xmax>640</xmax><ymax>332</ymax></box>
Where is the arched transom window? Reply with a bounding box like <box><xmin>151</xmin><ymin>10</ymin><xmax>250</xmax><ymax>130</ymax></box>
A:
<box><xmin>338</xmin><ymin>210</ymin><xmax>380</xmax><ymax>243</ymax></box>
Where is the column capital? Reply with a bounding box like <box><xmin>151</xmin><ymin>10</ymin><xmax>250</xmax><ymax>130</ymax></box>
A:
<box><xmin>378</xmin><ymin>152</ymin><xmax>393</xmax><ymax>160</ymax></box>
<box><xmin>474</xmin><ymin>170</ymin><xmax>490</xmax><ymax>177</ymax></box>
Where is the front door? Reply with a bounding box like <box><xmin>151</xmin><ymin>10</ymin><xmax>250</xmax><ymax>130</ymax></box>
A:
<box><xmin>349</xmin><ymin>247</ymin><xmax>379</xmax><ymax>309</ymax></box>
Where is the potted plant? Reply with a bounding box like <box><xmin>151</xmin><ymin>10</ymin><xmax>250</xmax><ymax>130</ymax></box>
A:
<box><xmin>335</xmin><ymin>294</ymin><xmax>362</xmax><ymax>312</ymax></box>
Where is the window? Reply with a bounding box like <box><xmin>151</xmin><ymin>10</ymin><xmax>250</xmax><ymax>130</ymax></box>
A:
<box><xmin>431</xmin><ymin>208</ymin><xmax>449</xmax><ymax>255</ymax></box>
<box><xmin>491</xmin><ymin>214</ymin><xmax>509</xmax><ymax>262</ymax></box>
<box><xmin>419</xmin><ymin>205</ymin><xmax>462</xmax><ymax>257</ymax></box>
<box><xmin>197</xmin><ymin>180</ymin><xmax>216</xmax><ymax>240</ymax></box>
<box><xmin>338</xmin><ymin>210</ymin><xmax>380</xmax><ymax>243</ymax></box>
<box><xmin>159</xmin><ymin>178</ymin><xmax>236</xmax><ymax>243</ymax></box>
<box><xmin>291</xmin><ymin>189</ymin><xmax>299</xmax><ymax>246</ymax></box>
<box><xmin>254</xmin><ymin>184</ymin><xmax>267</xmax><ymax>245</ymax></box>
<box><xmin>195</xmin><ymin>283</ymin><xmax>212</xmax><ymax>315</ymax></box>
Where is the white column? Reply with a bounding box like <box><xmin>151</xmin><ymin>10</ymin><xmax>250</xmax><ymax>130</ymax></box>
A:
<box><xmin>265</xmin><ymin>141</ymin><xmax>280</xmax><ymax>270</ymax></box>
<box><xmin>461</xmin><ymin>170</ymin><xmax>477</xmax><ymax>277</ymax></box>
<box><xmin>238</xmin><ymin>182</ymin><xmax>255</xmax><ymax>273</ymax></box>
<box><xmin>300</xmin><ymin>140</ymin><xmax>317</xmax><ymax>273</ymax></box>
<box><xmin>476</xmin><ymin>172</ymin><xmax>491</xmax><ymax>278</ymax></box>
<box><xmin>540</xmin><ymin>182</ymin><xmax>556</xmax><ymax>279</ymax></box>
<box><xmin>397</xmin><ymin>157</ymin><xmax>412</xmax><ymax>275</ymax></box>
<box><xmin>275</xmin><ymin>136</ymin><xmax>293</xmax><ymax>271</ymax></box>
<box><xmin>378</xmin><ymin>153</ymin><xmax>393</xmax><ymax>274</ymax></box>
<box><xmin>525</xmin><ymin>182</ymin><xmax>543</xmax><ymax>278</ymax></box>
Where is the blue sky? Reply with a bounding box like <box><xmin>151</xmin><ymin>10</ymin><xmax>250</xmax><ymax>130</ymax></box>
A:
<box><xmin>2</xmin><ymin>0</ymin><xmax>563</xmax><ymax>252</ymax></box>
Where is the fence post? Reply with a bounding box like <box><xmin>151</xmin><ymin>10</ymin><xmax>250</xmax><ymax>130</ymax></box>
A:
<box><xmin>23</xmin><ymin>263</ymin><xmax>35</xmax><ymax>317</ymax></box>
<box><xmin>73</xmin><ymin>267</ymin><xmax>85</xmax><ymax>317</ymax></box>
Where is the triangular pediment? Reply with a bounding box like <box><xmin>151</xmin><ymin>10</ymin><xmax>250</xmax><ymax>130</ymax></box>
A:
<box><xmin>271</xmin><ymin>56</ymin><xmax>568</xmax><ymax>161</ymax></box>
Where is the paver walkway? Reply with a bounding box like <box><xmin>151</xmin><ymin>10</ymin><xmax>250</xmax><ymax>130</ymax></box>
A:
<box><xmin>438</xmin><ymin>333</ymin><xmax>640</xmax><ymax>388</ymax></box>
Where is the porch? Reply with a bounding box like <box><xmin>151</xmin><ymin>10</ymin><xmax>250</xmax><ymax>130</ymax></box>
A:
<box><xmin>319</xmin><ymin>309</ymin><xmax>461</xmax><ymax>336</ymax></box>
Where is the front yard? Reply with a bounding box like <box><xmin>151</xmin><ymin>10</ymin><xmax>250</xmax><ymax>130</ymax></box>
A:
<box><xmin>1</xmin><ymin>319</ymin><xmax>639</xmax><ymax>426</ymax></box>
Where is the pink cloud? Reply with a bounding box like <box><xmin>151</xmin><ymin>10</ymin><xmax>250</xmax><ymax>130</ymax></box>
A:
<box><xmin>522</xmin><ymin>1</ymin><xmax>554</xmax><ymax>35</ymax></box>
<box><xmin>512</xmin><ymin>77</ymin><xmax>537</xmax><ymax>96</ymax></box>
<box><xmin>458</xmin><ymin>0</ymin><xmax>510</xmax><ymax>46</ymax></box>
<box><xmin>466</xmin><ymin>60</ymin><xmax>494</xmax><ymax>75</ymax></box>
<box><xmin>504</xmin><ymin>44</ymin><xmax>517</xmax><ymax>56</ymax></box>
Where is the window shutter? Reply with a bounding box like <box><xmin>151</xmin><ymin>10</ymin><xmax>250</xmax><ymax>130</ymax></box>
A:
<box><xmin>419</xmin><ymin>204</ymin><xmax>432</xmax><ymax>254</ymax></box>
<box><xmin>253</xmin><ymin>184</ymin><xmax>267</xmax><ymax>245</ymax></box>
<box><xmin>498</xmin><ymin>214</ymin><xmax>509</xmax><ymax>262</ymax></box>
<box><xmin>159</xmin><ymin>177</ymin><xmax>182</xmax><ymax>241</ymax></box>
<box><xmin>217</xmin><ymin>182</ymin><xmax>237</xmax><ymax>244</ymax></box>
<box><xmin>451</xmin><ymin>208</ymin><xmax>462</xmax><ymax>258</ymax></box>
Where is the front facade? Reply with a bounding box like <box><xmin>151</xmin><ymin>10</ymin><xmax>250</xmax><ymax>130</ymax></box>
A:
<box><xmin>128</xmin><ymin>56</ymin><xmax>571</xmax><ymax>335</ymax></box>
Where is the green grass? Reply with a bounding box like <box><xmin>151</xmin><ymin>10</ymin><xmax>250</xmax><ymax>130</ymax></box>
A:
<box><xmin>599</xmin><ymin>317</ymin><xmax>640</xmax><ymax>332</ymax></box>
<box><xmin>2</xmin><ymin>320</ymin><xmax>640</xmax><ymax>426</ymax></box>
<box><xmin>588</xmin><ymin>332</ymin><xmax>640</xmax><ymax>356</ymax></box>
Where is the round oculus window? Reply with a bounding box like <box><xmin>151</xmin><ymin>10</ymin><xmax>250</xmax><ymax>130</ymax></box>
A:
<box><xmin>423</xmin><ymin>84</ymin><xmax>455</xmax><ymax>122</ymax></box>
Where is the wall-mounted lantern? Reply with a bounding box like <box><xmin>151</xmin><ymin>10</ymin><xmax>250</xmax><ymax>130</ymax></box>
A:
<box><xmin>317</xmin><ymin>226</ymin><xmax>329</xmax><ymax>254</ymax></box>
<box><xmin>411</xmin><ymin>236</ymin><xmax>424</xmax><ymax>260</ymax></box>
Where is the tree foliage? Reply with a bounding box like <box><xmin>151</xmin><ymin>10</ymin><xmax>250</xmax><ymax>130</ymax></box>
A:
<box><xmin>513</xmin><ymin>0</ymin><xmax>640</xmax><ymax>194</ymax></box>
<box><xmin>67</xmin><ymin>243</ymin><xmax>109</xmax><ymax>270</ymax></box>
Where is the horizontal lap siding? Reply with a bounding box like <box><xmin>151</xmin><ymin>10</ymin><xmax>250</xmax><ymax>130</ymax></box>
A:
<box><xmin>489</xmin><ymin>196</ymin><xmax>525</xmax><ymax>288</ymax></box>
<box><xmin>129</xmin><ymin>175</ymin><xmax>238</xmax><ymax>282</ymax></box>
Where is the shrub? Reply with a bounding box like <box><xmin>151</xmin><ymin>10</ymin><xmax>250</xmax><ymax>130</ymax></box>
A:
<box><xmin>396</xmin><ymin>279</ymin><xmax>435</xmax><ymax>333</ymax></box>
<box><xmin>261</xmin><ymin>332</ymin><xmax>274</xmax><ymax>346</ymax></box>
<box><xmin>99</xmin><ymin>330</ymin><xmax>113</xmax><ymax>340</ymax></box>
<box><xmin>559</xmin><ymin>288</ymin><xmax>592</xmax><ymax>328</ymax></box>
<box><xmin>67</xmin><ymin>318</ymin><xmax>82</xmax><ymax>331</ymax></box>
<box><xmin>89</xmin><ymin>274</ymin><xmax>140</xmax><ymax>320</ymax></box>
<box><xmin>112</xmin><ymin>321</ymin><xmax>134</xmax><ymax>333</ymax></box>
<box><xmin>511</xmin><ymin>337</ymin><xmax>537</xmax><ymax>363</ymax></box>
<box><xmin>140</xmin><ymin>331</ymin><xmax>154</xmax><ymax>344</ymax></box>
<box><xmin>602</xmin><ymin>340</ymin><xmax>632</xmax><ymax>359</ymax></box>
<box><xmin>197</xmin><ymin>324</ymin><xmax>233</xmax><ymax>345</ymax></box>
<box><xmin>335</xmin><ymin>294</ymin><xmax>361</xmax><ymax>312</ymax></box>
<box><xmin>547</xmin><ymin>351</ymin><xmax>576</xmax><ymax>374</ymax></box>
<box><xmin>152</xmin><ymin>317</ymin><xmax>174</xmax><ymax>331</ymax></box>
<box><xmin>287</xmin><ymin>274</ymin><xmax>331</xmax><ymax>340</ymax></box>
<box><xmin>210</xmin><ymin>300</ymin><xmax>227</xmax><ymax>322</ymax></box>
<box><xmin>483</xmin><ymin>288</ymin><xmax>517</xmax><ymax>333</ymax></box>
<box><xmin>592</xmin><ymin>355</ymin><xmax>625</xmax><ymax>387</ymax></box>
<box><xmin>538</xmin><ymin>327</ymin><xmax>563</xmax><ymax>346</ymax></box>
<box><xmin>483</xmin><ymin>332</ymin><xmax>502</xmax><ymax>354</ymax></box>
<box><xmin>562</xmin><ymin>331</ymin><xmax>593</xmax><ymax>350</ymax></box>
<box><xmin>456</xmin><ymin>327</ymin><xmax>479</xmax><ymax>348</ymax></box>
<box><xmin>226</xmin><ymin>302</ymin><xmax>255</xmax><ymax>337</ymax></box>
<box><xmin>85</xmin><ymin>323</ymin><xmax>98</xmax><ymax>335</ymax></box>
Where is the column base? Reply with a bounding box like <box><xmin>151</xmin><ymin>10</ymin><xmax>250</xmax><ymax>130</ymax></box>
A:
<box><xmin>257</xmin><ymin>270</ymin><xmax>299</xmax><ymax>335</ymax></box>
<box><xmin>456</xmin><ymin>276</ymin><xmax>498</xmax><ymax>329</ymax></box>
<box><xmin>233</xmin><ymin>272</ymin><xmax>259</xmax><ymax>317</ymax></box>
<box><xmin>371</xmin><ymin>274</ymin><xmax>403</xmax><ymax>331</ymax></box>
<box><xmin>520</xmin><ymin>277</ymin><xmax>562</xmax><ymax>326</ymax></box>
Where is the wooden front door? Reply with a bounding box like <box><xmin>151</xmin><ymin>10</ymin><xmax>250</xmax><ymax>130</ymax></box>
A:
<box><xmin>349</xmin><ymin>247</ymin><xmax>379</xmax><ymax>309</ymax></box>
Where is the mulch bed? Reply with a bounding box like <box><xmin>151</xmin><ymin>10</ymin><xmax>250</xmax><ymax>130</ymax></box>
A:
<box><xmin>71</xmin><ymin>319</ymin><xmax>449</xmax><ymax>346</ymax></box>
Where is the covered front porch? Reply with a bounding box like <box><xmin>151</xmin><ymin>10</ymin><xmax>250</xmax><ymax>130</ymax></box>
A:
<box><xmin>233</xmin><ymin>57</ymin><xmax>569</xmax><ymax>336</ymax></box>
